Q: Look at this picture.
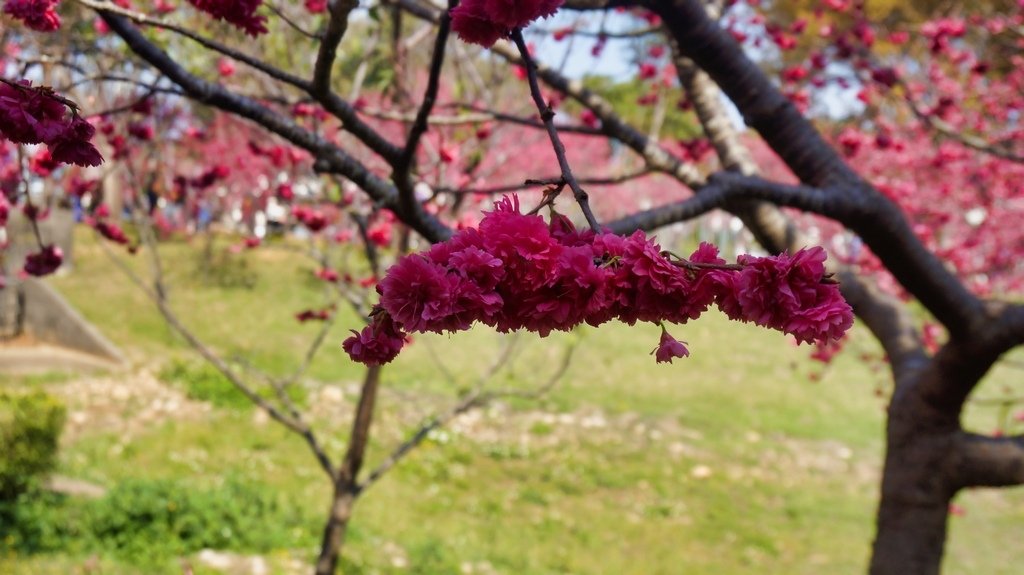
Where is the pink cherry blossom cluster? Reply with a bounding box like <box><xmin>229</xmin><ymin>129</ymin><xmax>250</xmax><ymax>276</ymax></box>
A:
<box><xmin>187</xmin><ymin>0</ymin><xmax>267</xmax><ymax>37</ymax></box>
<box><xmin>343</xmin><ymin>196</ymin><xmax>853</xmax><ymax>366</ymax></box>
<box><xmin>0</xmin><ymin>80</ymin><xmax>103</xmax><ymax>167</ymax></box>
<box><xmin>3</xmin><ymin>0</ymin><xmax>60</xmax><ymax>31</ymax></box>
<box><xmin>87</xmin><ymin>205</ymin><xmax>131</xmax><ymax>246</ymax></box>
<box><xmin>450</xmin><ymin>0</ymin><xmax>563</xmax><ymax>48</ymax></box>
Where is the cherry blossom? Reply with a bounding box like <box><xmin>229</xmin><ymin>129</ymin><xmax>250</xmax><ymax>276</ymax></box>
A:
<box><xmin>344</xmin><ymin>196</ymin><xmax>853</xmax><ymax>366</ymax></box>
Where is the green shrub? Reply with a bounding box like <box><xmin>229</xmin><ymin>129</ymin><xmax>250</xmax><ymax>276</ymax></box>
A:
<box><xmin>192</xmin><ymin>243</ymin><xmax>258</xmax><ymax>289</ymax></box>
<box><xmin>0</xmin><ymin>489</ymin><xmax>81</xmax><ymax>554</ymax></box>
<box><xmin>83</xmin><ymin>477</ymin><xmax>311</xmax><ymax>560</ymax></box>
<box><xmin>2</xmin><ymin>477</ymin><xmax>315</xmax><ymax>566</ymax></box>
<box><xmin>0</xmin><ymin>391</ymin><xmax>65</xmax><ymax>500</ymax></box>
<box><xmin>158</xmin><ymin>359</ymin><xmax>307</xmax><ymax>410</ymax></box>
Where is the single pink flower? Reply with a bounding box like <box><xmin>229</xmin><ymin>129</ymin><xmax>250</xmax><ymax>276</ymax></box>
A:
<box><xmin>342</xmin><ymin>311</ymin><xmax>406</xmax><ymax>366</ymax></box>
<box><xmin>23</xmin><ymin>245</ymin><xmax>63</xmax><ymax>277</ymax></box>
<box><xmin>450</xmin><ymin>0</ymin><xmax>508</xmax><ymax>48</ymax></box>
<box><xmin>652</xmin><ymin>329</ymin><xmax>689</xmax><ymax>364</ymax></box>
<box><xmin>187</xmin><ymin>0</ymin><xmax>267</xmax><ymax>37</ymax></box>
<box><xmin>3</xmin><ymin>0</ymin><xmax>61</xmax><ymax>32</ymax></box>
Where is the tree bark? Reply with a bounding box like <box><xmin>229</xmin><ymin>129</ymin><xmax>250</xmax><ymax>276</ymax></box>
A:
<box><xmin>314</xmin><ymin>364</ymin><xmax>382</xmax><ymax>574</ymax></box>
<box><xmin>314</xmin><ymin>488</ymin><xmax>358</xmax><ymax>575</ymax></box>
<box><xmin>869</xmin><ymin>363</ymin><xmax>962</xmax><ymax>575</ymax></box>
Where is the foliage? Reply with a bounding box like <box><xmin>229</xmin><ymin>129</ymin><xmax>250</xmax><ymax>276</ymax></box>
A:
<box><xmin>0</xmin><ymin>391</ymin><xmax>65</xmax><ymax>501</ymax></box>
<box><xmin>84</xmin><ymin>478</ymin><xmax>310</xmax><ymax>560</ymax></box>
<box><xmin>192</xmin><ymin>236</ymin><xmax>259</xmax><ymax>289</ymax></box>
<box><xmin>158</xmin><ymin>358</ymin><xmax>306</xmax><ymax>409</ymax></box>
<box><xmin>0</xmin><ymin>477</ymin><xmax>314</xmax><ymax>569</ymax></box>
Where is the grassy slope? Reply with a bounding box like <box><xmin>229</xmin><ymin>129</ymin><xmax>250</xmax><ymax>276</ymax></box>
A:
<box><xmin>6</xmin><ymin>229</ymin><xmax>1023</xmax><ymax>574</ymax></box>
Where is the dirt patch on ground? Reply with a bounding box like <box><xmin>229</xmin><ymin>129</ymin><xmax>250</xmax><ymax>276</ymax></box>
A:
<box><xmin>56</xmin><ymin>368</ymin><xmax>211</xmax><ymax>444</ymax></box>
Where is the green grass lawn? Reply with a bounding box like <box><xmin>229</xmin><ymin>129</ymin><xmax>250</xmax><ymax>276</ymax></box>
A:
<box><xmin>4</xmin><ymin>229</ymin><xmax>1023</xmax><ymax>574</ymax></box>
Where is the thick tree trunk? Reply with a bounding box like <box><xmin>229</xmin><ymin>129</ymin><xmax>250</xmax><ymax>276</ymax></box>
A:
<box><xmin>870</xmin><ymin>488</ymin><xmax>951</xmax><ymax>575</ymax></box>
<box><xmin>314</xmin><ymin>364</ymin><xmax>382</xmax><ymax>575</ymax></box>
<box><xmin>314</xmin><ymin>487</ymin><xmax>357</xmax><ymax>575</ymax></box>
<box><xmin>869</xmin><ymin>382</ymin><xmax>959</xmax><ymax>575</ymax></box>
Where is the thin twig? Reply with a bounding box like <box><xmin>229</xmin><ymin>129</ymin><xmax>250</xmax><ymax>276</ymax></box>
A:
<box><xmin>394</xmin><ymin>2</ymin><xmax>453</xmax><ymax>218</ymax></box>
<box><xmin>312</xmin><ymin>0</ymin><xmax>361</xmax><ymax>96</ymax></box>
<box><xmin>357</xmin><ymin>334</ymin><xmax>577</xmax><ymax>493</ymax></box>
<box><xmin>512</xmin><ymin>29</ymin><xmax>601</xmax><ymax>232</ymax></box>
<box><xmin>434</xmin><ymin>168</ymin><xmax>653</xmax><ymax>196</ymax></box>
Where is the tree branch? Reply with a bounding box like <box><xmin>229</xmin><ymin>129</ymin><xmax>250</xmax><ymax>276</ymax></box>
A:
<box><xmin>605</xmin><ymin>171</ymin><xmax>840</xmax><ymax>233</ymax></box>
<box><xmin>512</xmin><ymin>29</ymin><xmax>600</xmax><ymax>231</ymax></box>
<box><xmin>952</xmin><ymin>432</ymin><xmax>1024</xmax><ymax>489</ymax></box>
<box><xmin>672</xmin><ymin>49</ymin><xmax>927</xmax><ymax>379</ymax></box>
<box><xmin>649</xmin><ymin>0</ymin><xmax>985</xmax><ymax>339</ymax></box>
<box><xmin>312</xmin><ymin>0</ymin><xmax>361</xmax><ymax>96</ymax></box>
<box><xmin>78</xmin><ymin>0</ymin><xmax>309</xmax><ymax>88</ymax></box>
<box><xmin>357</xmin><ymin>335</ymin><xmax>578</xmax><ymax>493</ymax></box>
<box><xmin>394</xmin><ymin>4</ymin><xmax>452</xmax><ymax>224</ymax></box>
<box><xmin>99</xmin><ymin>11</ymin><xmax>451</xmax><ymax>243</ymax></box>
<box><xmin>435</xmin><ymin>168</ymin><xmax>653</xmax><ymax>196</ymax></box>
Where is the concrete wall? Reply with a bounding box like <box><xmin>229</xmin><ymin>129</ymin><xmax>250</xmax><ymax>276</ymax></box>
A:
<box><xmin>20</xmin><ymin>279</ymin><xmax>124</xmax><ymax>364</ymax></box>
<box><xmin>4</xmin><ymin>208</ymin><xmax>76</xmax><ymax>276</ymax></box>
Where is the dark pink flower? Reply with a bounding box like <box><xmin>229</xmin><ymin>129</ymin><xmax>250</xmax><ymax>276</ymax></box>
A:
<box><xmin>450</xmin><ymin>0</ymin><xmax>562</xmax><ymax>47</ymax></box>
<box><xmin>482</xmin><ymin>0</ymin><xmax>562</xmax><ymax>28</ymax></box>
<box><xmin>48</xmin><ymin>116</ymin><xmax>103</xmax><ymax>167</ymax></box>
<box><xmin>218</xmin><ymin>58</ymin><xmax>236</xmax><ymax>78</ymax></box>
<box><xmin>726</xmin><ymin>247</ymin><xmax>853</xmax><ymax>344</ymax></box>
<box><xmin>448</xmin><ymin>245</ymin><xmax>504</xmax><ymax>290</ymax></box>
<box><xmin>127</xmin><ymin>121</ymin><xmax>155</xmax><ymax>141</ymax></box>
<box><xmin>359</xmin><ymin>194</ymin><xmax>854</xmax><ymax>365</ymax></box>
<box><xmin>23</xmin><ymin>245</ymin><xmax>63</xmax><ymax>277</ymax></box>
<box><xmin>652</xmin><ymin>329</ymin><xmax>689</xmax><ymax>363</ymax></box>
<box><xmin>0</xmin><ymin>80</ymin><xmax>66</xmax><ymax>145</ymax></box>
<box><xmin>342</xmin><ymin>311</ymin><xmax>406</xmax><ymax>366</ymax></box>
<box><xmin>187</xmin><ymin>0</ymin><xmax>267</xmax><ymax>37</ymax></box>
<box><xmin>480</xmin><ymin>196</ymin><xmax>561</xmax><ymax>288</ymax></box>
<box><xmin>3</xmin><ymin>0</ymin><xmax>61</xmax><ymax>32</ymax></box>
<box><xmin>521</xmin><ymin>245</ymin><xmax>612</xmax><ymax>334</ymax></box>
<box><xmin>450</xmin><ymin>0</ymin><xmax>508</xmax><ymax>48</ymax></box>
<box><xmin>296</xmin><ymin>306</ymin><xmax>332</xmax><ymax>322</ymax></box>
<box><xmin>379</xmin><ymin>255</ymin><xmax>456</xmax><ymax>333</ymax></box>
<box><xmin>94</xmin><ymin>220</ymin><xmax>130</xmax><ymax>245</ymax></box>
<box><xmin>316</xmin><ymin>268</ymin><xmax>339</xmax><ymax>282</ymax></box>
<box><xmin>783</xmin><ymin>283</ymin><xmax>854</xmax><ymax>344</ymax></box>
<box><xmin>30</xmin><ymin>148</ymin><xmax>59</xmax><ymax>177</ymax></box>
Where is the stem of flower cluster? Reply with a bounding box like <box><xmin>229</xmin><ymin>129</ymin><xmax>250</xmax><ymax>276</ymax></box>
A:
<box><xmin>510</xmin><ymin>29</ymin><xmax>602</xmax><ymax>233</ymax></box>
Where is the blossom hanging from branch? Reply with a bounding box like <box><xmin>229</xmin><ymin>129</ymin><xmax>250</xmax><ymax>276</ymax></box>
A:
<box><xmin>344</xmin><ymin>196</ymin><xmax>853</xmax><ymax>366</ymax></box>
<box><xmin>187</xmin><ymin>0</ymin><xmax>268</xmax><ymax>37</ymax></box>
<box><xmin>2</xmin><ymin>0</ymin><xmax>60</xmax><ymax>31</ymax></box>
<box><xmin>0</xmin><ymin>79</ymin><xmax>103</xmax><ymax>167</ymax></box>
<box><xmin>450</xmin><ymin>0</ymin><xmax>564</xmax><ymax>48</ymax></box>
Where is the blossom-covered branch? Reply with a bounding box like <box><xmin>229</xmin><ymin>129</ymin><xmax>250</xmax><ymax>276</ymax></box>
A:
<box><xmin>344</xmin><ymin>196</ymin><xmax>853</xmax><ymax>366</ymax></box>
<box><xmin>0</xmin><ymin>79</ymin><xmax>103</xmax><ymax>167</ymax></box>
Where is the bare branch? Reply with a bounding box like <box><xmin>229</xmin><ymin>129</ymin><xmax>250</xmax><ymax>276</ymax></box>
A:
<box><xmin>605</xmin><ymin>171</ymin><xmax>840</xmax><ymax>233</ymax></box>
<box><xmin>512</xmin><ymin>29</ymin><xmax>600</xmax><ymax>231</ymax></box>
<box><xmin>99</xmin><ymin>11</ymin><xmax>452</xmax><ymax>243</ymax></box>
<box><xmin>952</xmin><ymin>432</ymin><xmax>1024</xmax><ymax>489</ymax></box>
<box><xmin>358</xmin><ymin>335</ymin><xmax>578</xmax><ymax>493</ymax></box>
<box><xmin>312</xmin><ymin>0</ymin><xmax>361</xmax><ymax>96</ymax></box>
<box><xmin>394</xmin><ymin>5</ymin><xmax>453</xmax><ymax>222</ymax></box>
<box><xmin>900</xmin><ymin>81</ymin><xmax>1024</xmax><ymax>165</ymax></box>
<box><xmin>435</xmin><ymin>168</ymin><xmax>653</xmax><ymax>196</ymax></box>
<box><xmin>77</xmin><ymin>0</ymin><xmax>309</xmax><ymax>88</ymax></box>
<box><xmin>649</xmin><ymin>0</ymin><xmax>985</xmax><ymax>340</ymax></box>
